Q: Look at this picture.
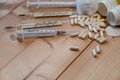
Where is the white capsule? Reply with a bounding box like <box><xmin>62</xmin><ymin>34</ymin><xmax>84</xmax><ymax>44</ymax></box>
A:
<box><xmin>96</xmin><ymin>45</ymin><xmax>100</xmax><ymax>53</ymax></box>
<box><xmin>70</xmin><ymin>18</ymin><xmax>74</xmax><ymax>25</ymax></box>
<box><xmin>88</xmin><ymin>32</ymin><xmax>93</xmax><ymax>39</ymax></box>
<box><xmin>94</xmin><ymin>33</ymin><xmax>100</xmax><ymax>40</ymax></box>
<box><xmin>92</xmin><ymin>49</ymin><xmax>97</xmax><ymax>57</ymax></box>
<box><xmin>81</xmin><ymin>32</ymin><xmax>88</xmax><ymax>39</ymax></box>
<box><xmin>98</xmin><ymin>22</ymin><xmax>106</xmax><ymax>28</ymax></box>
<box><xmin>69</xmin><ymin>46</ymin><xmax>79</xmax><ymax>51</ymax></box>
<box><xmin>100</xmin><ymin>31</ymin><xmax>104</xmax><ymax>37</ymax></box>
<box><xmin>74</xmin><ymin>18</ymin><xmax>78</xmax><ymax>25</ymax></box>
<box><xmin>93</xmin><ymin>27</ymin><xmax>98</xmax><ymax>33</ymax></box>
<box><xmin>78</xmin><ymin>32</ymin><xmax>84</xmax><ymax>39</ymax></box>
<box><xmin>88</xmin><ymin>25</ymin><xmax>93</xmax><ymax>31</ymax></box>
<box><xmin>77</xmin><ymin>15</ymin><xmax>81</xmax><ymax>21</ymax></box>
<box><xmin>99</xmin><ymin>37</ymin><xmax>107</xmax><ymax>44</ymax></box>
<box><xmin>97</xmin><ymin>27</ymin><xmax>105</xmax><ymax>31</ymax></box>
<box><xmin>69</xmin><ymin>15</ymin><xmax>78</xmax><ymax>18</ymax></box>
<box><xmin>70</xmin><ymin>32</ymin><xmax>79</xmax><ymax>37</ymax></box>
<box><xmin>78</xmin><ymin>22</ymin><xmax>85</xmax><ymax>28</ymax></box>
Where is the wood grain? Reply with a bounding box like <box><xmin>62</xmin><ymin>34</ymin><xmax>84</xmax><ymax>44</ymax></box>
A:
<box><xmin>57</xmin><ymin>37</ymin><xmax>120</xmax><ymax>80</ymax></box>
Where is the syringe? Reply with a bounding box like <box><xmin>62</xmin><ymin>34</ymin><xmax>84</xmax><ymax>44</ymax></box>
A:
<box><xmin>4</xmin><ymin>20</ymin><xmax>62</xmax><ymax>30</ymax></box>
<box><xmin>16</xmin><ymin>28</ymin><xmax>70</xmax><ymax>41</ymax></box>
<box><xmin>19</xmin><ymin>11</ymin><xmax>73</xmax><ymax>18</ymax></box>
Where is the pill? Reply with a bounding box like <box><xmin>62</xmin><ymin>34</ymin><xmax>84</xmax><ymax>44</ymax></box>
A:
<box><xmin>88</xmin><ymin>25</ymin><xmax>93</xmax><ymax>31</ymax></box>
<box><xmin>70</xmin><ymin>32</ymin><xmax>79</xmax><ymax>37</ymax></box>
<box><xmin>69</xmin><ymin>46</ymin><xmax>79</xmax><ymax>51</ymax></box>
<box><xmin>88</xmin><ymin>32</ymin><xmax>93</xmax><ymax>39</ymax></box>
<box><xmin>78</xmin><ymin>22</ymin><xmax>85</xmax><ymax>28</ymax></box>
<box><xmin>74</xmin><ymin>18</ymin><xmax>78</xmax><ymax>24</ymax></box>
<box><xmin>100</xmin><ymin>31</ymin><xmax>104</xmax><ymax>37</ymax></box>
<box><xmin>70</xmin><ymin>18</ymin><xmax>74</xmax><ymax>25</ymax></box>
<box><xmin>77</xmin><ymin>15</ymin><xmax>81</xmax><ymax>21</ymax></box>
<box><xmin>69</xmin><ymin>15</ymin><xmax>78</xmax><ymax>18</ymax></box>
<box><xmin>81</xmin><ymin>32</ymin><xmax>88</xmax><ymax>39</ymax></box>
<box><xmin>99</xmin><ymin>37</ymin><xmax>107</xmax><ymax>44</ymax></box>
<box><xmin>78</xmin><ymin>32</ymin><xmax>84</xmax><ymax>38</ymax></box>
<box><xmin>98</xmin><ymin>22</ymin><xmax>106</xmax><ymax>27</ymax></box>
<box><xmin>92</xmin><ymin>49</ymin><xmax>97</xmax><ymax>57</ymax></box>
<box><xmin>93</xmin><ymin>27</ymin><xmax>98</xmax><ymax>33</ymax></box>
<box><xmin>96</xmin><ymin>45</ymin><xmax>100</xmax><ymax>53</ymax></box>
<box><xmin>94</xmin><ymin>33</ymin><xmax>100</xmax><ymax>40</ymax></box>
<box><xmin>97</xmin><ymin>27</ymin><xmax>105</xmax><ymax>31</ymax></box>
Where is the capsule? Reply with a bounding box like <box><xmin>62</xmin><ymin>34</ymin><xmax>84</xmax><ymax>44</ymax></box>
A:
<box><xmin>94</xmin><ymin>33</ymin><xmax>100</xmax><ymax>40</ymax></box>
<box><xmin>93</xmin><ymin>27</ymin><xmax>98</xmax><ymax>33</ymax></box>
<box><xmin>92</xmin><ymin>49</ymin><xmax>97</xmax><ymax>57</ymax></box>
<box><xmin>69</xmin><ymin>46</ymin><xmax>79</xmax><ymax>51</ymax></box>
<box><xmin>70</xmin><ymin>18</ymin><xmax>74</xmax><ymax>25</ymax></box>
<box><xmin>100</xmin><ymin>31</ymin><xmax>104</xmax><ymax>37</ymax></box>
<box><xmin>78</xmin><ymin>32</ymin><xmax>84</xmax><ymax>39</ymax></box>
<box><xmin>98</xmin><ymin>22</ymin><xmax>106</xmax><ymax>28</ymax></box>
<box><xmin>78</xmin><ymin>22</ymin><xmax>85</xmax><ymax>28</ymax></box>
<box><xmin>81</xmin><ymin>32</ymin><xmax>88</xmax><ymax>39</ymax></box>
<box><xmin>69</xmin><ymin>15</ymin><xmax>78</xmax><ymax>18</ymax></box>
<box><xmin>74</xmin><ymin>18</ymin><xmax>78</xmax><ymax>25</ymax></box>
<box><xmin>96</xmin><ymin>45</ymin><xmax>100</xmax><ymax>53</ymax></box>
<box><xmin>88</xmin><ymin>32</ymin><xmax>93</xmax><ymax>39</ymax></box>
<box><xmin>99</xmin><ymin>37</ymin><xmax>107</xmax><ymax>44</ymax></box>
<box><xmin>70</xmin><ymin>32</ymin><xmax>79</xmax><ymax>37</ymax></box>
<box><xmin>88</xmin><ymin>25</ymin><xmax>93</xmax><ymax>32</ymax></box>
<box><xmin>77</xmin><ymin>15</ymin><xmax>81</xmax><ymax>21</ymax></box>
<box><xmin>97</xmin><ymin>27</ymin><xmax>105</xmax><ymax>31</ymax></box>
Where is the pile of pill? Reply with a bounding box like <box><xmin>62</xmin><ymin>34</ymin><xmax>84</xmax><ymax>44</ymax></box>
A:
<box><xmin>69</xmin><ymin>13</ymin><xmax>108</xmax><ymax>44</ymax></box>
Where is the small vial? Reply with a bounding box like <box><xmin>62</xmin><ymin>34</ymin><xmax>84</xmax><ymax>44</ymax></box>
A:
<box><xmin>92</xmin><ymin>49</ymin><xmax>97</xmax><ymax>57</ymax></box>
<box><xmin>69</xmin><ymin>46</ymin><xmax>79</xmax><ymax>51</ymax></box>
<box><xmin>96</xmin><ymin>45</ymin><xmax>100</xmax><ymax>53</ymax></box>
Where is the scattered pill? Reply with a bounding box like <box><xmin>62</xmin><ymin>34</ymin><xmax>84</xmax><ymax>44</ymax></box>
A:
<box><xmin>81</xmin><ymin>32</ymin><xmax>88</xmax><ymax>39</ymax></box>
<box><xmin>92</xmin><ymin>49</ymin><xmax>97</xmax><ymax>57</ymax></box>
<box><xmin>70</xmin><ymin>18</ymin><xmax>74</xmax><ymax>25</ymax></box>
<box><xmin>74</xmin><ymin>18</ymin><xmax>78</xmax><ymax>24</ymax></box>
<box><xmin>96</xmin><ymin>45</ymin><xmax>100</xmax><ymax>53</ymax></box>
<box><xmin>69</xmin><ymin>46</ymin><xmax>79</xmax><ymax>51</ymax></box>
<box><xmin>70</xmin><ymin>32</ymin><xmax>79</xmax><ymax>37</ymax></box>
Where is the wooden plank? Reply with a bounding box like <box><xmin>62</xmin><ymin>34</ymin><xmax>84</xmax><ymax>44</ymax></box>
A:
<box><xmin>0</xmin><ymin>0</ymin><xmax>25</xmax><ymax>19</ymax></box>
<box><xmin>57</xmin><ymin>37</ymin><xmax>120</xmax><ymax>80</ymax></box>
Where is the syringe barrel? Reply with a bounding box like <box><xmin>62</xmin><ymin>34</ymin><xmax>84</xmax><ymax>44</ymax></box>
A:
<box><xmin>17</xmin><ymin>28</ymin><xmax>57</xmax><ymax>39</ymax></box>
<box><xmin>27</xmin><ymin>2</ymin><xmax>76</xmax><ymax>8</ymax></box>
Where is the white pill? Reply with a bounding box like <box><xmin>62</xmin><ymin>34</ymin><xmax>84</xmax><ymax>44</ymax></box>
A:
<box><xmin>74</xmin><ymin>18</ymin><xmax>78</xmax><ymax>25</ymax></box>
<box><xmin>69</xmin><ymin>15</ymin><xmax>78</xmax><ymax>18</ymax></box>
<box><xmin>99</xmin><ymin>37</ymin><xmax>107</xmax><ymax>44</ymax></box>
<box><xmin>92</xmin><ymin>49</ymin><xmax>97</xmax><ymax>57</ymax></box>
<box><xmin>69</xmin><ymin>46</ymin><xmax>79</xmax><ymax>51</ymax></box>
<box><xmin>97</xmin><ymin>27</ymin><xmax>105</xmax><ymax>31</ymax></box>
<box><xmin>70</xmin><ymin>18</ymin><xmax>74</xmax><ymax>25</ymax></box>
<box><xmin>88</xmin><ymin>25</ymin><xmax>93</xmax><ymax>31</ymax></box>
<box><xmin>70</xmin><ymin>32</ymin><xmax>79</xmax><ymax>37</ymax></box>
<box><xmin>94</xmin><ymin>33</ymin><xmax>100</xmax><ymax>40</ymax></box>
<box><xmin>100</xmin><ymin>31</ymin><xmax>104</xmax><ymax>37</ymax></box>
<box><xmin>81</xmin><ymin>32</ymin><xmax>88</xmax><ymax>39</ymax></box>
<box><xmin>78</xmin><ymin>22</ymin><xmax>85</xmax><ymax>28</ymax></box>
<box><xmin>88</xmin><ymin>32</ymin><xmax>92</xmax><ymax>39</ymax></box>
<box><xmin>98</xmin><ymin>22</ymin><xmax>106</xmax><ymax>28</ymax></box>
<box><xmin>77</xmin><ymin>15</ymin><xmax>81</xmax><ymax>21</ymax></box>
<box><xmin>78</xmin><ymin>32</ymin><xmax>84</xmax><ymax>39</ymax></box>
<box><xmin>96</xmin><ymin>45</ymin><xmax>100</xmax><ymax>53</ymax></box>
<box><xmin>93</xmin><ymin>27</ymin><xmax>98</xmax><ymax>33</ymax></box>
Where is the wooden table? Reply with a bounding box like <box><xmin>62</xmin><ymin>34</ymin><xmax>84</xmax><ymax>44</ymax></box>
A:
<box><xmin>0</xmin><ymin>0</ymin><xmax>120</xmax><ymax>80</ymax></box>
